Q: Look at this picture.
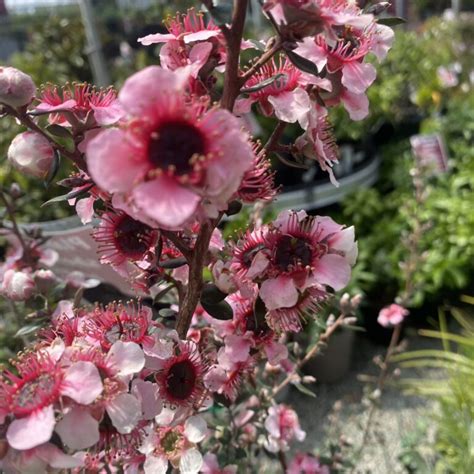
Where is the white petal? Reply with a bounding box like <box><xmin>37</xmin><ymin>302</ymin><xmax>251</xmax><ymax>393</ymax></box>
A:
<box><xmin>179</xmin><ymin>448</ymin><xmax>203</xmax><ymax>474</ymax></box>
<box><xmin>106</xmin><ymin>393</ymin><xmax>141</xmax><ymax>434</ymax></box>
<box><xmin>184</xmin><ymin>415</ymin><xmax>208</xmax><ymax>443</ymax></box>
<box><xmin>106</xmin><ymin>341</ymin><xmax>145</xmax><ymax>376</ymax></box>
<box><xmin>62</xmin><ymin>361</ymin><xmax>103</xmax><ymax>405</ymax></box>
<box><xmin>55</xmin><ymin>407</ymin><xmax>99</xmax><ymax>449</ymax></box>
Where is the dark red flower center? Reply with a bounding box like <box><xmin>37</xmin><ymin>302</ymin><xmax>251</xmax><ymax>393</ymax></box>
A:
<box><xmin>274</xmin><ymin>235</ymin><xmax>312</xmax><ymax>271</ymax></box>
<box><xmin>165</xmin><ymin>359</ymin><xmax>197</xmax><ymax>401</ymax></box>
<box><xmin>148</xmin><ymin>120</ymin><xmax>206</xmax><ymax>176</ymax></box>
<box><xmin>114</xmin><ymin>215</ymin><xmax>153</xmax><ymax>259</ymax></box>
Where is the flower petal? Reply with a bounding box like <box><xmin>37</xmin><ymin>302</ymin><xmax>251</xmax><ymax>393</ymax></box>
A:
<box><xmin>268</xmin><ymin>89</ymin><xmax>311</xmax><ymax>124</ymax></box>
<box><xmin>314</xmin><ymin>254</ymin><xmax>351</xmax><ymax>290</ymax></box>
<box><xmin>7</xmin><ymin>405</ymin><xmax>55</xmax><ymax>450</ymax></box>
<box><xmin>106</xmin><ymin>341</ymin><xmax>145</xmax><ymax>376</ymax></box>
<box><xmin>62</xmin><ymin>361</ymin><xmax>103</xmax><ymax>405</ymax></box>
<box><xmin>132</xmin><ymin>177</ymin><xmax>200</xmax><ymax>229</ymax></box>
<box><xmin>55</xmin><ymin>407</ymin><xmax>99</xmax><ymax>450</ymax></box>
<box><xmin>144</xmin><ymin>454</ymin><xmax>168</xmax><ymax>474</ymax></box>
<box><xmin>260</xmin><ymin>276</ymin><xmax>299</xmax><ymax>311</ymax></box>
<box><xmin>184</xmin><ymin>415</ymin><xmax>208</xmax><ymax>443</ymax></box>
<box><xmin>179</xmin><ymin>448</ymin><xmax>203</xmax><ymax>474</ymax></box>
<box><xmin>341</xmin><ymin>61</ymin><xmax>376</xmax><ymax>94</ymax></box>
<box><xmin>106</xmin><ymin>393</ymin><xmax>142</xmax><ymax>434</ymax></box>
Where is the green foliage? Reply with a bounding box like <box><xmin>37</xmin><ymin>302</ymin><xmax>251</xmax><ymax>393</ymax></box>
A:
<box><xmin>394</xmin><ymin>301</ymin><xmax>474</xmax><ymax>473</ymax></box>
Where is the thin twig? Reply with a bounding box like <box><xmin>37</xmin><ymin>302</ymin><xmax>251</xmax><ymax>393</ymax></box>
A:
<box><xmin>264</xmin><ymin>120</ymin><xmax>287</xmax><ymax>151</ymax></box>
<box><xmin>239</xmin><ymin>37</ymin><xmax>282</xmax><ymax>85</ymax></box>
<box><xmin>0</xmin><ymin>189</ymin><xmax>29</xmax><ymax>256</ymax></box>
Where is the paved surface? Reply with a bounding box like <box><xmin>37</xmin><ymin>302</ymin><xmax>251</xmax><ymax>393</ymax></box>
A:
<box><xmin>261</xmin><ymin>328</ymin><xmax>441</xmax><ymax>473</ymax></box>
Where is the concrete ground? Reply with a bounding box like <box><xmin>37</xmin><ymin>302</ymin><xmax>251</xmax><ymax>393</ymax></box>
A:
<box><xmin>261</xmin><ymin>328</ymin><xmax>441</xmax><ymax>473</ymax></box>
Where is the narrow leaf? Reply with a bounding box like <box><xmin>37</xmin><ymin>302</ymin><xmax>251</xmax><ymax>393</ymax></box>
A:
<box><xmin>377</xmin><ymin>17</ymin><xmax>406</xmax><ymax>26</ymax></box>
<box><xmin>201</xmin><ymin>299</ymin><xmax>233</xmax><ymax>320</ymax></box>
<box><xmin>204</xmin><ymin>1</ymin><xmax>233</xmax><ymax>25</ymax></box>
<box><xmin>15</xmin><ymin>324</ymin><xmax>42</xmax><ymax>337</ymax></box>
<box><xmin>293</xmin><ymin>382</ymin><xmax>317</xmax><ymax>398</ymax></box>
<box><xmin>44</xmin><ymin>149</ymin><xmax>61</xmax><ymax>188</ymax></box>
<box><xmin>41</xmin><ymin>183</ymin><xmax>94</xmax><ymax>207</ymax></box>
<box><xmin>241</xmin><ymin>73</ymin><xmax>285</xmax><ymax>94</ymax></box>
<box><xmin>46</xmin><ymin>124</ymin><xmax>73</xmax><ymax>140</ymax></box>
<box><xmin>201</xmin><ymin>283</ymin><xmax>227</xmax><ymax>305</ymax></box>
<box><xmin>285</xmin><ymin>49</ymin><xmax>324</xmax><ymax>78</ymax></box>
<box><xmin>159</xmin><ymin>308</ymin><xmax>178</xmax><ymax>318</ymax></box>
<box><xmin>159</xmin><ymin>257</ymin><xmax>188</xmax><ymax>269</ymax></box>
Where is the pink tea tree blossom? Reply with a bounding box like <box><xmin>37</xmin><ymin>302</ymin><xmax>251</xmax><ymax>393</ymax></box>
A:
<box><xmin>0</xmin><ymin>1</ymin><xmax>395</xmax><ymax>471</ymax></box>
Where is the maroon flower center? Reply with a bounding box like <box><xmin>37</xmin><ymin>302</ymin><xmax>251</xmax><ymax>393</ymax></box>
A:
<box><xmin>165</xmin><ymin>359</ymin><xmax>197</xmax><ymax>401</ymax></box>
<box><xmin>114</xmin><ymin>215</ymin><xmax>153</xmax><ymax>259</ymax></box>
<box><xmin>13</xmin><ymin>373</ymin><xmax>58</xmax><ymax>415</ymax></box>
<box><xmin>148</xmin><ymin>120</ymin><xmax>206</xmax><ymax>176</ymax></box>
<box><xmin>274</xmin><ymin>235</ymin><xmax>312</xmax><ymax>271</ymax></box>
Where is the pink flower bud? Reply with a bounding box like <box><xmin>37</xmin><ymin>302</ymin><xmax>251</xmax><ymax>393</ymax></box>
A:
<box><xmin>8</xmin><ymin>132</ymin><xmax>55</xmax><ymax>179</ymax></box>
<box><xmin>1</xmin><ymin>269</ymin><xmax>36</xmax><ymax>301</ymax></box>
<box><xmin>0</xmin><ymin>67</ymin><xmax>36</xmax><ymax>108</ymax></box>
<box><xmin>34</xmin><ymin>269</ymin><xmax>57</xmax><ymax>293</ymax></box>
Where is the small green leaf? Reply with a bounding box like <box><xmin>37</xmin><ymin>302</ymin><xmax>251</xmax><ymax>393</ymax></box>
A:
<box><xmin>225</xmin><ymin>200</ymin><xmax>243</xmax><ymax>216</ymax></box>
<box><xmin>241</xmin><ymin>73</ymin><xmax>286</xmax><ymax>94</ymax></box>
<box><xmin>158</xmin><ymin>308</ymin><xmax>178</xmax><ymax>318</ymax></box>
<box><xmin>41</xmin><ymin>183</ymin><xmax>94</xmax><ymax>207</ymax></box>
<box><xmin>377</xmin><ymin>17</ymin><xmax>406</xmax><ymax>26</ymax></box>
<box><xmin>15</xmin><ymin>324</ymin><xmax>42</xmax><ymax>337</ymax></box>
<box><xmin>201</xmin><ymin>283</ymin><xmax>227</xmax><ymax>305</ymax></box>
<box><xmin>293</xmin><ymin>382</ymin><xmax>317</xmax><ymax>398</ymax></box>
<box><xmin>285</xmin><ymin>49</ymin><xmax>324</xmax><ymax>77</ymax></box>
<box><xmin>201</xmin><ymin>299</ymin><xmax>233</xmax><ymax>320</ymax></box>
<box><xmin>46</xmin><ymin>124</ymin><xmax>73</xmax><ymax>140</ymax></box>
<box><xmin>159</xmin><ymin>257</ymin><xmax>187</xmax><ymax>269</ymax></box>
<box><xmin>246</xmin><ymin>39</ymin><xmax>266</xmax><ymax>51</ymax></box>
<box><xmin>44</xmin><ymin>149</ymin><xmax>61</xmax><ymax>188</ymax></box>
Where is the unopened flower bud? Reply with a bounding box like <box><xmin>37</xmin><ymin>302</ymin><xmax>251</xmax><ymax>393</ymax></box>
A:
<box><xmin>0</xmin><ymin>67</ymin><xmax>36</xmax><ymax>108</ymax></box>
<box><xmin>34</xmin><ymin>269</ymin><xmax>57</xmax><ymax>293</ymax></box>
<box><xmin>8</xmin><ymin>183</ymin><xmax>22</xmax><ymax>199</ymax></box>
<box><xmin>302</xmin><ymin>375</ymin><xmax>316</xmax><ymax>384</ymax></box>
<box><xmin>342</xmin><ymin>316</ymin><xmax>357</xmax><ymax>326</ymax></box>
<box><xmin>350</xmin><ymin>293</ymin><xmax>363</xmax><ymax>309</ymax></box>
<box><xmin>8</xmin><ymin>132</ymin><xmax>55</xmax><ymax>179</ymax></box>
<box><xmin>1</xmin><ymin>269</ymin><xmax>36</xmax><ymax>301</ymax></box>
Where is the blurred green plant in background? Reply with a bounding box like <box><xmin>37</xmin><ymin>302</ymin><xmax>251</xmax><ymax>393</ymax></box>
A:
<box><xmin>395</xmin><ymin>297</ymin><xmax>474</xmax><ymax>473</ymax></box>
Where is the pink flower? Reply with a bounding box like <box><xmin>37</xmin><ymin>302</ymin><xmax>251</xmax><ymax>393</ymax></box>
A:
<box><xmin>377</xmin><ymin>304</ymin><xmax>409</xmax><ymax>328</ymax></box>
<box><xmin>237</xmin><ymin>143</ymin><xmax>278</xmax><ymax>203</ymax></box>
<box><xmin>36</xmin><ymin>83</ymin><xmax>124</xmax><ymax>126</ymax></box>
<box><xmin>296</xmin><ymin>105</ymin><xmax>339</xmax><ymax>185</ymax></box>
<box><xmin>0</xmin><ymin>269</ymin><xmax>36</xmax><ymax>301</ymax></box>
<box><xmin>7</xmin><ymin>132</ymin><xmax>55</xmax><ymax>179</ymax></box>
<box><xmin>138</xmin><ymin>9</ymin><xmax>224</xmax><ymax>78</ymax></box>
<box><xmin>0</xmin><ymin>351</ymin><xmax>103</xmax><ymax>450</ymax></box>
<box><xmin>93</xmin><ymin>211</ymin><xmax>159</xmax><ymax>277</ymax></box>
<box><xmin>0</xmin><ymin>67</ymin><xmax>36</xmax><ymax>108</ymax></box>
<box><xmin>139</xmin><ymin>416</ymin><xmax>207</xmax><ymax>474</ymax></box>
<box><xmin>287</xmin><ymin>452</ymin><xmax>330</xmax><ymax>474</ymax></box>
<box><xmin>264</xmin><ymin>404</ymin><xmax>306</xmax><ymax>452</ymax></box>
<box><xmin>86</xmin><ymin>66</ymin><xmax>254</xmax><ymax>229</ymax></box>
<box><xmin>237</xmin><ymin>58</ymin><xmax>316</xmax><ymax>124</ymax></box>
<box><xmin>201</xmin><ymin>453</ymin><xmax>237</xmax><ymax>474</ymax></box>
<box><xmin>154</xmin><ymin>342</ymin><xmax>206</xmax><ymax>408</ymax></box>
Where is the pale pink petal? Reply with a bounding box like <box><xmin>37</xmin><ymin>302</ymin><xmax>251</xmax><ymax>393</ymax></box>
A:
<box><xmin>132</xmin><ymin>177</ymin><xmax>200</xmax><ymax>228</ymax></box>
<box><xmin>179</xmin><ymin>448</ymin><xmax>203</xmax><ymax>474</ymax></box>
<box><xmin>268</xmin><ymin>89</ymin><xmax>311</xmax><ymax>124</ymax></box>
<box><xmin>328</xmin><ymin>226</ymin><xmax>358</xmax><ymax>265</ymax></box>
<box><xmin>294</xmin><ymin>38</ymin><xmax>328</xmax><ymax>72</ymax></box>
<box><xmin>7</xmin><ymin>405</ymin><xmax>55</xmax><ymax>450</ymax></box>
<box><xmin>131</xmin><ymin>379</ymin><xmax>162</xmax><ymax>420</ymax></box>
<box><xmin>144</xmin><ymin>454</ymin><xmax>168</xmax><ymax>474</ymax></box>
<box><xmin>137</xmin><ymin>33</ymin><xmax>176</xmax><ymax>45</ymax></box>
<box><xmin>75</xmin><ymin>196</ymin><xmax>95</xmax><ymax>224</ymax></box>
<box><xmin>371</xmin><ymin>24</ymin><xmax>395</xmax><ymax>62</ymax></box>
<box><xmin>183</xmin><ymin>30</ymin><xmax>220</xmax><ymax>43</ymax></box>
<box><xmin>260</xmin><ymin>276</ymin><xmax>299</xmax><ymax>311</ymax></box>
<box><xmin>55</xmin><ymin>407</ymin><xmax>99</xmax><ymax>449</ymax></box>
<box><xmin>234</xmin><ymin>97</ymin><xmax>255</xmax><ymax>115</ymax></box>
<box><xmin>265</xmin><ymin>341</ymin><xmax>289</xmax><ymax>366</ymax></box>
<box><xmin>87</xmin><ymin>128</ymin><xmax>147</xmax><ymax>193</ymax></box>
<box><xmin>341</xmin><ymin>90</ymin><xmax>369</xmax><ymax>121</ymax></box>
<box><xmin>35</xmin><ymin>98</ymin><xmax>77</xmax><ymax>113</ymax></box>
<box><xmin>36</xmin><ymin>443</ymin><xmax>84</xmax><ymax>469</ymax></box>
<box><xmin>224</xmin><ymin>334</ymin><xmax>252</xmax><ymax>363</ymax></box>
<box><xmin>184</xmin><ymin>415</ymin><xmax>208</xmax><ymax>443</ymax></box>
<box><xmin>106</xmin><ymin>393</ymin><xmax>142</xmax><ymax>434</ymax></box>
<box><xmin>203</xmin><ymin>366</ymin><xmax>228</xmax><ymax>392</ymax></box>
<box><xmin>119</xmin><ymin>66</ymin><xmax>190</xmax><ymax>116</ymax></box>
<box><xmin>314</xmin><ymin>254</ymin><xmax>351</xmax><ymax>290</ymax></box>
<box><xmin>106</xmin><ymin>341</ymin><xmax>145</xmax><ymax>376</ymax></box>
<box><xmin>91</xmin><ymin>99</ymin><xmax>125</xmax><ymax>126</ymax></box>
<box><xmin>62</xmin><ymin>361</ymin><xmax>103</xmax><ymax>404</ymax></box>
<box><xmin>247</xmin><ymin>251</ymin><xmax>270</xmax><ymax>279</ymax></box>
<box><xmin>341</xmin><ymin>62</ymin><xmax>376</xmax><ymax>94</ymax></box>
<box><xmin>188</xmin><ymin>42</ymin><xmax>213</xmax><ymax>77</ymax></box>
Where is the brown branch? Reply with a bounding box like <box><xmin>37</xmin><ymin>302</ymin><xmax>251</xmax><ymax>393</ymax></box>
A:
<box><xmin>161</xmin><ymin>230</ymin><xmax>193</xmax><ymax>262</ymax></box>
<box><xmin>0</xmin><ymin>189</ymin><xmax>30</xmax><ymax>257</ymax></box>
<box><xmin>239</xmin><ymin>37</ymin><xmax>282</xmax><ymax>85</ymax></box>
<box><xmin>264</xmin><ymin>120</ymin><xmax>287</xmax><ymax>152</ymax></box>
<box><xmin>221</xmin><ymin>0</ymin><xmax>249</xmax><ymax>111</ymax></box>
<box><xmin>175</xmin><ymin>220</ymin><xmax>216</xmax><ymax>339</ymax></box>
<box><xmin>272</xmin><ymin>315</ymin><xmax>345</xmax><ymax>396</ymax></box>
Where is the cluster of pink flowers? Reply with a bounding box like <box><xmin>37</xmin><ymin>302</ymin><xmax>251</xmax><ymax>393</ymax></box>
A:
<box><xmin>0</xmin><ymin>1</ymin><xmax>395</xmax><ymax>471</ymax></box>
